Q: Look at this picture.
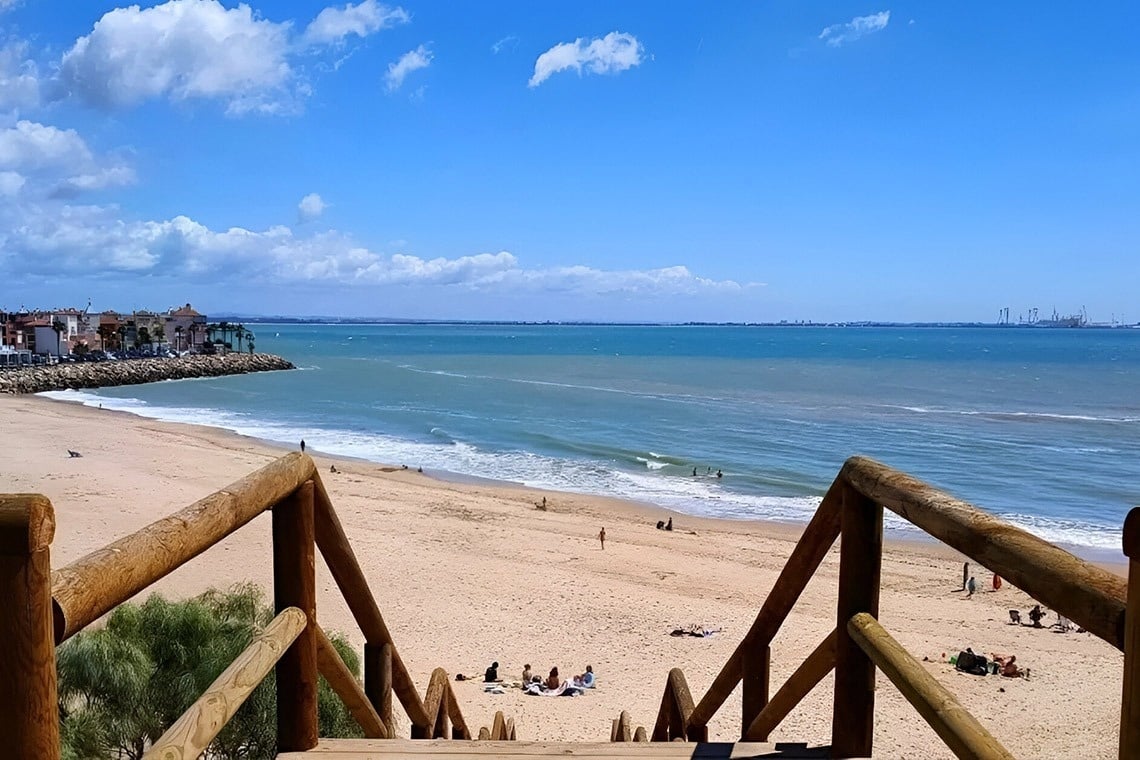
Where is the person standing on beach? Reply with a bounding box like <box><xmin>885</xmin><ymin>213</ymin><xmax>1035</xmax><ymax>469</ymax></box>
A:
<box><xmin>962</xmin><ymin>562</ymin><xmax>969</xmax><ymax>591</ymax></box>
<box><xmin>598</xmin><ymin>527</ymin><xmax>606</xmax><ymax>550</ymax></box>
<box><xmin>300</xmin><ymin>439</ymin><xmax>306</xmax><ymax>453</ymax></box>
<box><xmin>966</xmin><ymin>576</ymin><xmax>977</xmax><ymax>598</ymax></box>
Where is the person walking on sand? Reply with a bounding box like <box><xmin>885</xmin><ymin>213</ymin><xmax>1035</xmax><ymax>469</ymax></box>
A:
<box><xmin>966</xmin><ymin>576</ymin><xmax>977</xmax><ymax>598</ymax></box>
<box><xmin>300</xmin><ymin>439</ymin><xmax>306</xmax><ymax>453</ymax></box>
<box><xmin>598</xmin><ymin>527</ymin><xmax>606</xmax><ymax>550</ymax></box>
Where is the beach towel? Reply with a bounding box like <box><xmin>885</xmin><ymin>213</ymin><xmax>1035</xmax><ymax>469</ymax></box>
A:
<box><xmin>523</xmin><ymin>681</ymin><xmax>585</xmax><ymax>697</ymax></box>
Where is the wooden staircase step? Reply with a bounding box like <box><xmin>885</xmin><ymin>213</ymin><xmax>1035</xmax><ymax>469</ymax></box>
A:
<box><xmin>279</xmin><ymin>739</ymin><xmax>836</xmax><ymax>758</ymax></box>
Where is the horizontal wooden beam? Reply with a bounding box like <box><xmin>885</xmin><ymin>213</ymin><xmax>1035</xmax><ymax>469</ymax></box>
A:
<box><xmin>52</xmin><ymin>453</ymin><xmax>316</xmax><ymax>643</ymax></box>
<box><xmin>847</xmin><ymin>613</ymin><xmax>1014</xmax><ymax>760</ymax></box>
<box><xmin>688</xmin><ymin>482</ymin><xmax>842</xmax><ymax>729</ymax></box>
<box><xmin>745</xmin><ymin>629</ymin><xmax>836</xmax><ymax>741</ymax></box>
<box><xmin>145</xmin><ymin>607</ymin><xmax>307</xmax><ymax>760</ymax></box>
<box><xmin>315</xmin><ymin>624</ymin><xmax>388</xmax><ymax>739</ymax></box>
<box><xmin>311</xmin><ymin>478</ymin><xmax>433</xmax><ymax>732</ymax></box>
<box><xmin>842</xmin><ymin>456</ymin><xmax>1128</xmax><ymax>650</ymax></box>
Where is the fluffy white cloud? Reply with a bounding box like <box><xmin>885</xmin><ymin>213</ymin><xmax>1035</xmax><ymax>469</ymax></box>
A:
<box><xmin>0</xmin><ymin>121</ymin><xmax>134</xmax><ymax>196</ymax></box>
<box><xmin>529</xmin><ymin>32</ymin><xmax>643</xmax><ymax>88</ymax></box>
<box><xmin>302</xmin><ymin>0</ymin><xmax>408</xmax><ymax>46</ymax></box>
<box><xmin>0</xmin><ymin>170</ymin><xmax>24</xmax><ymax>196</ymax></box>
<box><xmin>0</xmin><ymin>41</ymin><xmax>40</xmax><ymax>110</ymax></box>
<box><xmin>819</xmin><ymin>11</ymin><xmax>891</xmax><ymax>47</ymax></box>
<box><xmin>57</xmin><ymin>1</ymin><xmax>294</xmax><ymax>111</ymax></box>
<box><xmin>0</xmin><ymin>198</ymin><xmax>748</xmax><ymax>299</ymax></box>
<box><xmin>298</xmin><ymin>192</ymin><xmax>328</xmax><ymax>222</ymax></box>
<box><xmin>385</xmin><ymin>45</ymin><xmax>431</xmax><ymax>92</ymax></box>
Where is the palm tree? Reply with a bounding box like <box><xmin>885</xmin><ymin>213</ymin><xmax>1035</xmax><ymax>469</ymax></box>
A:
<box><xmin>174</xmin><ymin>325</ymin><xmax>184</xmax><ymax>353</ymax></box>
<box><xmin>188</xmin><ymin>322</ymin><xmax>200</xmax><ymax>352</ymax></box>
<box><xmin>235</xmin><ymin>325</ymin><xmax>247</xmax><ymax>353</ymax></box>
<box><xmin>247</xmin><ymin>338</ymin><xmax>255</xmax><ymax>354</ymax></box>
<box><xmin>136</xmin><ymin>326</ymin><xmax>151</xmax><ymax>350</ymax></box>
<box><xmin>152</xmin><ymin>322</ymin><xmax>165</xmax><ymax>351</ymax></box>
<box><xmin>97</xmin><ymin>324</ymin><xmax>116</xmax><ymax>352</ymax></box>
<box><xmin>51</xmin><ymin>319</ymin><xmax>67</xmax><ymax>357</ymax></box>
<box><xmin>117</xmin><ymin>325</ymin><xmax>128</xmax><ymax>352</ymax></box>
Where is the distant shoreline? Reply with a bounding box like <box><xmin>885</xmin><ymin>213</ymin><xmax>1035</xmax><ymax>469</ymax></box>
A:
<box><xmin>221</xmin><ymin>317</ymin><xmax>1140</xmax><ymax>329</ymax></box>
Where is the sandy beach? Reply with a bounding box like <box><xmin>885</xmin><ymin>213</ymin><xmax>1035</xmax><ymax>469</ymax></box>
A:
<box><xmin>0</xmin><ymin>394</ymin><xmax>1125</xmax><ymax>758</ymax></box>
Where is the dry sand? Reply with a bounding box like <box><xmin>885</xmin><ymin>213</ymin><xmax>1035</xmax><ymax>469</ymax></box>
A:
<box><xmin>0</xmin><ymin>394</ymin><xmax>1125</xmax><ymax>758</ymax></box>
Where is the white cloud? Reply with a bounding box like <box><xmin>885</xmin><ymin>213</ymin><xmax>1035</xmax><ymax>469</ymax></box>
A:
<box><xmin>0</xmin><ymin>197</ymin><xmax>749</xmax><ymax>299</ymax></box>
<box><xmin>298</xmin><ymin>192</ymin><xmax>328</xmax><ymax>222</ymax></box>
<box><xmin>0</xmin><ymin>0</ymin><xmax>20</xmax><ymax>11</ymax></box>
<box><xmin>491</xmin><ymin>35</ymin><xmax>518</xmax><ymax>54</ymax></box>
<box><xmin>528</xmin><ymin>31</ymin><xmax>643</xmax><ymax>88</ymax></box>
<box><xmin>0</xmin><ymin>170</ymin><xmax>24</xmax><ymax>196</ymax></box>
<box><xmin>819</xmin><ymin>11</ymin><xmax>891</xmax><ymax>47</ymax></box>
<box><xmin>0</xmin><ymin>40</ymin><xmax>41</xmax><ymax>110</ymax></box>
<box><xmin>385</xmin><ymin>45</ymin><xmax>431</xmax><ymax>92</ymax></box>
<box><xmin>57</xmin><ymin>1</ymin><xmax>295</xmax><ymax>111</ymax></box>
<box><xmin>302</xmin><ymin>0</ymin><xmax>408</xmax><ymax>46</ymax></box>
<box><xmin>0</xmin><ymin>120</ymin><xmax>134</xmax><ymax>196</ymax></box>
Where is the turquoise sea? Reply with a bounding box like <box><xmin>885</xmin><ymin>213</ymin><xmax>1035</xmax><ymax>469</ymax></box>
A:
<box><xmin>44</xmin><ymin>325</ymin><xmax>1140</xmax><ymax>558</ymax></box>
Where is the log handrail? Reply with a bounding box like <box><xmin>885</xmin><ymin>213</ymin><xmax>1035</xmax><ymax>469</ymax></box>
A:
<box><xmin>315</xmin><ymin>624</ymin><xmax>388</xmax><ymax>739</ymax></box>
<box><xmin>651</xmin><ymin>667</ymin><xmax>695</xmax><ymax>742</ymax></box>
<box><xmin>51</xmin><ymin>453</ymin><xmax>316</xmax><ymax>643</ymax></box>
<box><xmin>687</xmin><ymin>482</ymin><xmax>842</xmax><ymax>730</ymax></box>
<box><xmin>144</xmin><ymin>607</ymin><xmax>307</xmax><ymax>760</ymax></box>
<box><xmin>311</xmin><ymin>480</ymin><xmax>433</xmax><ymax>732</ymax></box>
<box><xmin>611</xmin><ymin>710</ymin><xmax>632</xmax><ymax>742</ymax></box>
<box><xmin>843</xmin><ymin>456</ymin><xmax>1128</xmax><ymax>649</ymax></box>
<box><xmin>744</xmin><ymin>629</ymin><xmax>836</xmax><ymax>741</ymax></box>
<box><xmin>847</xmin><ymin>613</ymin><xmax>1015</xmax><ymax>760</ymax></box>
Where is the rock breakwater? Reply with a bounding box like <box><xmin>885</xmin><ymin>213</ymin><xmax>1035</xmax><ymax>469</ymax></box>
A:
<box><xmin>0</xmin><ymin>353</ymin><xmax>295</xmax><ymax>394</ymax></box>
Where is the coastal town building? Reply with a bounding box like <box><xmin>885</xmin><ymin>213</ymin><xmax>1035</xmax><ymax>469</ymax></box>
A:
<box><xmin>0</xmin><ymin>303</ymin><xmax>215</xmax><ymax>357</ymax></box>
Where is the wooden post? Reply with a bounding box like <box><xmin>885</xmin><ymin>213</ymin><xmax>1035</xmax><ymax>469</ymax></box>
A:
<box><xmin>741</xmin><ymin>644</ymin><xmax>770</xmax><ymax>739</ymax></box>
<box><xmin>0</xmin><ymin>495</ymin><xmax>60</xmax><ymax>760</ymax></box>
<box><xmin>634</xmin><ymin>726</ymin><xmax>648</xmax><ymax>742</ymax></box>
<box><xmin>365</xmin><ymin>642</ymin><xmax>394</xmax><ymax>733</ymax></box>
<box><xmin>314</xmin><ymin>624</ymin><xmax>388</xmax><ymax>739</ymax></box>
<box><xmin>1121</xmin><ymin>508</ymin><xmax>1140</xmax><ymax>760</ymax></box>
<box><xmin>274</xmin><ymin>481</ymin><xmax>319</xmax><ymax>752</ymax></box>
<box><xmin>831</xmin><ymin>479</ymin><xmax>882</xmax><ymax>758</ymax></box>
<box><xmin>421</xmin><ymin>668</ymin><xmax>449</xmax><ymax>740</ymax></box>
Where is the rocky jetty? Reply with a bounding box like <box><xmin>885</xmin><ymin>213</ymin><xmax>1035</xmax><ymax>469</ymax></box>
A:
<box><xmin>0</xmin><ymin>353</ymin><xmax>295</xmax><ymax>394</ymax></box>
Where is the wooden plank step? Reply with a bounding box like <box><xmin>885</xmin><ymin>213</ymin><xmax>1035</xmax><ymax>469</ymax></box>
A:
<box><xmin>279</xmin><ymin>739</ymin><xmax>835</xmax><ymax>758</ymax></box>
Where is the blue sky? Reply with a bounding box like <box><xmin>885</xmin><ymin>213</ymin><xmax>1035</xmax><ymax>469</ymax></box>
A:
<box><xmin>1</xmin><ymin>1</ymin><xmax>1138</xmax><ymax>322</ymax></box>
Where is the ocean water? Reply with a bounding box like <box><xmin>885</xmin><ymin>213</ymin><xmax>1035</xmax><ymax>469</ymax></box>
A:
<box><xmin>43</xmin><ymin>325</ymin><xmax>1140</xmax><ymax>557</ymax></box>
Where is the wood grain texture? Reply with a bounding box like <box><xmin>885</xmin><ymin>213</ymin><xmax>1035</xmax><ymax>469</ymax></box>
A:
<box><xmin>312</xmin><ymin>479</ymin><xmax>433</xmax><ymax>732</ymax></box>
<box><xmin>422</xmin><ymin>668</ymin><xmax>449</xmax><ymax>740</ymax></box>
<box><xmin>274</xmin><ymin>481</ymin><xmax>319</xmax><ymax>752</ymax></box>
<box><xmin>843</xmin><ymin>455</ymin><xmax>1128</xmax><ymax>650</ymax></box>
<box><xmin>51</xmin><ymin>453</ymin><xmax>315</xmax><ymax>643</ymax></box>
<box><xmin>1120</xmin><ymin>509</ymin><xmax>1140</xmax><ymax>760</ymax></box>
<box><xmin>280</xmin><ymin>739</ymin><xmax>832</xmax><ymax>757</ymax></box>
<box><xmin>316</xmin><ymin>624</ymin><xmax>388</xmax><ymax>739</ymax></box>
<box><xmin>830</xmin><ymin>480</ymin><xmax>882</xmax><ymax>759</ymax></box>
<box><xmin>0</xmin><ymin>495</ymin><xmax>60</xmax><ymax>760</ymax></box>
<box><xmin>687</xmin><ymin>482</ymin><xmax>842</xmax><ymax>729</ymax></box>
<box><xmin>144</xmin><ymin>607</ymin><xmax>306</xmax><ymax>760</ymax></box>
<box><xmin>741</xmin><ymin>644</ymin><xmax>769</xmax><ymax>739</ymax></box>
<box><xmin>848</xmin><ymin>613</ymin><xmax>1014</xmax><ymax>760</ymax></box>
<box><xmin>365</xmin><ymin>642</ymin><xmax>395</xmax><ymax>732</ymax></box>
<box><xmin>744</xmin><ymin>629</ymin><xmax>836</xmax><ymax>741</ymax></box>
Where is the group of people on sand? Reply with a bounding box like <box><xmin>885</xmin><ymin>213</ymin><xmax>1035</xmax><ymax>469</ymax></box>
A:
<box><xmin>483</xmin><ymin>661</ymin><xmax>595</xmax><ymax>690</ymax></box>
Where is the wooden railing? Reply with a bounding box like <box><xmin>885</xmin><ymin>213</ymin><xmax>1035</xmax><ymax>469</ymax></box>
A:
<box><xmin>0</xmin><ymin>453</ymin><xmax>516</xmax><ymax>759</ymax></box>
<box><xmin>639</xmin><ymin>455</ymin><xmax>1136</xmax><ymax>759</ymax></box>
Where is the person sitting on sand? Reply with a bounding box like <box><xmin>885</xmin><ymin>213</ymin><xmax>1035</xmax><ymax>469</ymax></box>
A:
<box><xmin>966</xmin><ymin>576</ymin><xmax>977</xmax><ymax>598</ymax></box>
<box><xmin>1028</xmin><ymin>604</ymin><xmax>1045</xmax><ymax>628</ymax></box>
<box><xmin>665</xmin><ymin>517</ymin><xmax>673</xmax><ymax>532</ymax></box>
<box><xmin>521</xmin><ymin>664</ymin><xmax>532</xmax><ymax>684</ymax></box>
<box><xmin>545</xmin><ymin>667</ymin><xmax>561</xmax><ymax>690</ymax></box>
<box><xmin>1001</xmin><ymin>655</ymin><xmax>1022</xmax><ymax>678</ymax></box>
<box><xmin>484</xmin><ymin>661</ymin><xmax>500</xmax><ymax>683</ymax></box>
<box><xmin>573</xmin><ymin>665</ymin><xmax>595</xmax><ymax>688</ymax></box>
<box><xmin>329</xmin><ymin>464</ymin><xmax>338</xmax><ymax>473</ymax></box>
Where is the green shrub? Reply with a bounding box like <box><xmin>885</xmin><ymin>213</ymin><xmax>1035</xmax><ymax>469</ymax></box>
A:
<box><xmin>57</xmin><ymin>583</ymin><xmax>363</xmax><ymax>759</ymax></box>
